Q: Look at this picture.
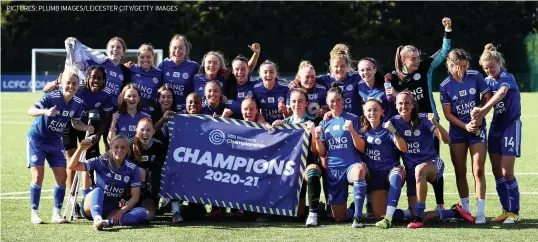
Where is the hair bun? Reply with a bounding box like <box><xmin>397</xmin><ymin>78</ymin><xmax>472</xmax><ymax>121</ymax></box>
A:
<box><xmin>484</xmin><ymin>43</ymin><xmax>496</xmax><ymax>52</ymax></box>
<box><xmin>330</xmin><ymin>44</ymin><xmax>350</xmax><ymax>58</ymax></box>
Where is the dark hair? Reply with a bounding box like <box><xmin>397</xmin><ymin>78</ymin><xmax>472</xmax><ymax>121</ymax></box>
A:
<box><xmin>83</xmin><ymin>65</ymin><xmax>107</xmax><ymax>92</ymax></box>
<box><xmin>132</xmin><ymin>117</ymin><xmax>153</xmax><ymax>164</ymax></box>
<box><xmin>106</xmin><ymin>37</ymin><xmax>127</xmax><ymax>62</ymax></box>
<box><xmin>446</xmin><ymin>48</ymin><xmax>472</xmax><ymax>74</ymax></box>
<box><xmin>327</xmin><ymin>82</ymin><xmax>344</xmax><ymax>100</ymax></box>
<box><xmin>358</xmin><ymin>57</ymin><xmax>384</xmax><ymax>90</ymax></box>
<box><xmin>204</xmin><ymin>80</ymin><xmax>223</xmax><ymax>104</ymax></box>
<box><xmin>360</xmin><ymin>98</ymin><xmax>383</xmax><ymax>133</ymax></box>
<box><xmin>118</xmin><ymin>84</ymin><xmax>144</xmax><ymax>114</ymax></box>
<box><xmin>232</xmin><ymin>55</ymin><xmax>249</xmax><ymax>67</ymax></box>
<box><xmin>396</xmin><ymin>91</ymin><xmax>420</xmax><ymax>129</ymax></box>
<box><xmin>258</xmin><ymin>60</ymin><xmax>279</xmax><ymax>76</ymax></box>
<box><xmin>169</xmin><ymin>34</ymin><xmax>192</xmax><ymax>59</ymax></box>
<box><xmin>154</xmin><ymin>85</ymin><xmax>177</xmax><ymax>118</ymax></box>
<box><xmin>290</xmin><ymin>88</ymin><xmax>309</xmax><ymax>102</ymax></box>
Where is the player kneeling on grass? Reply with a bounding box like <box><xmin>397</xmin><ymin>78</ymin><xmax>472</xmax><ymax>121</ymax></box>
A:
<box><xmin>312</xmin><ymin>85</ymin><xmax>367</xmax><ymax>228</ymax></box>
<box><xmin>27</xmin><ymin>69</ymin><xmax>92</xmax><ymax>224</ymax></box>
<box><xmin>356</xmin><ymin>98</ymin><xmax>412</xmax><ymax>229</ymax></box>
<box><xmin>272</xmin><ymin>88</ymin><xmax>321</xmax><ymax>226</ymax></box>
<box><xmin>128</xmin><ymin>118</ymin><xmax>167</xmax><ymax>222</ymax></box>
<box><xmin>69</xmin><ymin>135</ymin><xmax>148</xmax><ymax>230</ymax></box>
<box><xmin>389</xmin><ymin>92</ymin><xmax>474</xmax><ymax>228</ymax></box>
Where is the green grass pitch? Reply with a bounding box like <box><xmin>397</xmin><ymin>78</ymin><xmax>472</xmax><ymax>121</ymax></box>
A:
<box><xmin>1</xmin><ymin>92</ymin><xmax>537</xmax><ymax>241</ymax></box>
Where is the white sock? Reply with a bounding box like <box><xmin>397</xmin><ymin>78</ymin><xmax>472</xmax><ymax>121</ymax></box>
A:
<box><xmin>461</xmin><ymin>197</ymin><xmax>470</xmax><ymax>213</ymax></box>
<box><xmin>477</xmin><ymin>199</ymin><xmax>485</xmax><ymax>216</ymax></box>
<box><xmin>94</xmin><ymin>215</ymin><xmax>103</xmax><ymax>221</ymax></box>
<box><xmin>402</xmin><ymin>209</ymin><xmax>411</xmax><ymax>218</ymax></box>
<box><xmin>172</xmin><ymin>201</ymin><xmax>180</xmax><ymax>213</ymax></box>
<box><xmin>52</xmin><ymin>207</ymin><xmax>61</xmax><ymax>215</ymax></box>
<box><xmin>385</xmin><ymin>206</ymin><xmax>396</xmax><ymax>220</ymax></box>
<box><xmin>309</xmin><ymin>212</ymin><xmax>317</xmax><ymax>216</ymax></box>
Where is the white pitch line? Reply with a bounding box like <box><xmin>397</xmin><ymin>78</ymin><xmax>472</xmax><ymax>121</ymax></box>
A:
<box><xmin>1</xmin><ymin>197</ymin><xmax>54</xmax><ymax>200</ymax></box>
<box><xmin>0</xmin><ymin>189</ymin><xmax>53</xmax><ymax>196</ymax></box>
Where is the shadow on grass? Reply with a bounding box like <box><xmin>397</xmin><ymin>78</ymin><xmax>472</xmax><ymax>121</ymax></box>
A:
<box><xmin>93</xmin><ymin>214</ymin><xmax>538</xmax><ymax>231</ymax></box>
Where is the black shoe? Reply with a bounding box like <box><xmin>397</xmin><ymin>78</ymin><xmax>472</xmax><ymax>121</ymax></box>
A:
<box><xmin>73</xmin><ymin>202</ymin><xmax>82</xmax><ymax>219</ymax></box>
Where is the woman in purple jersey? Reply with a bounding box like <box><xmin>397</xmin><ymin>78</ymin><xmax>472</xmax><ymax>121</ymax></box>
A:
<box><xmin>440</xmin><ymin>49</ymin><xmax>492</xmax><ymax>224</ymax></box>
<box><xmin>127</xmin><ymin>44</ymin><xmax>162</xmax><ymax>115</ymax></box>
<box><xmin>357</xmin><ymin>58</ymin><xmax>396</xmax><ymax>122</ymax></box>
<box><xmin>108</xmin><ymin>84</ymin><xmax>151</xmax><ymax>141</ymax></box>
<box><xmin>69</xmin><ymin>135</ymin><xmax>148</xmax><ymax>230</ymax></box>
<box><xmin>158</xmin><ymin>34</ymin><xmax>199</xmax><ymax>112</ymax></box>
<box><xmin>193</xmin><ymin>51</ymin><xmax>236</xmax><ymax>99</ymax></box>
<box><xmin>288</xmin><ymin>61</ymin><xmax>329</xmax><ymax>123</ymax></box>
<box><xmin>230</xmin><ymin>43</ymin><xmax>262</xmax><ymax>102</ymax></box>
<box><xmin>201</xmin><ymin>81</ymin><xmax>241</xmax><ymax>119</ymax></box>
<box><xmin>357</xmin><ymin>99</ymin><xmax>410</xmax><ymax>228</ymax></box>
<box><xmin>475</xmin><ymin>44</ymin><xmax>522</xmax><ymax>224</ymax></box>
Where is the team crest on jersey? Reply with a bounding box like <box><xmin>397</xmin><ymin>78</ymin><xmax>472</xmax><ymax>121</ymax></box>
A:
<box><xmin>110</xmin><ymin>71</ymin><xmax>117</xmax><ymax>77</ymax></box>
<box><xmin>31</xmin><ymin>155</ymin><xmax>38</xmax><ymax>162</ymax></box>
<box><xmin>247</xmin><ymin>91</ymin><xmax>253</xmax><ymax>97</ymax></box>
<box><xmin>374</xmin><ymin>138</ymin><xmax>382</xmax><ymax>145</ymax></box>
<box><xmin>129</xmin><ymin>125</ymin><xmax>136</xmax><ymax>131</ymax></box>
<box><xmin>413</xmin><ymin>73</ymin><xmax>421</xmax><ymax>80</ymax></box>
<box><xmin>182</xmin><ymin>73</ymin><xmax>189</xmax><ymax>79</ymax></box>
<box><xmin>62</xmin><ymin>111</ymin><xmax>69</xmax><ymax>116</ymax></box>
<box><xmin>151</xmin><ymin>155</ymin><xmax>156</xmax><ymax>161</ymax></box>
<box><xmin>268</xmin><ymin>97</ymin><xmax>275</xmax><ymax>103</ymax></box>
<box><xmin>153</xmin><ymin>77</ymin><xmax>159</xmax><ymax>84</ymax></box>
<box><xmin>114</xmin><ymin>174</ymin><xmax>122</xmax><ymax>181</ymax></box>
<box><xmin>404</xmin><ymin>130</ymin><xmax>412</xmax><ymax>136</ymax></box>
<box><xmin>69</xmin><ymin>111</ymin><xmax>74</xmax><ymax>117</ymax></box>
<box><xmin>346</xmin><ymin>84</ymin><xmax>353</xmax><ymax>91</ymax></box>
<box><xmin>142</xmin><ymin>155</ymin><xmax>149</xmax><ymax>162</ymax></box>
<box><xmin>119</xmin><ymin>75</ymin><xmax>124</xmax><ymax>81</ymax></box>
<box><xmin>367</xmin><ymin>136</ymin><xmax>374</xmax><ymax>143</ymax></box>
<box><xmin>95</xmin><ymin>102</ymin><xmax>101</xmax><ymax>108</ymax></box>
<box><xmin>173</xmin><ymin>72</ymin><xmax>180</xmax><ymax>77</ymax></box>
<box><xmin>469</xmin><ymin>88</ymin><xmax>476</xmax><ymax>95</ymax></box>
<box><xmin>124</xmin><ymin>176</ymin><xmax>130</xmax><ymax>183</ymax></box>
<box><xmin>414</xmin><ymin>130</ymin><xmax>421</xmax><ymax>136</ymax></box>
<box><xmin>277</xmin><ymin>97</ymin><xmax>285</xmax><ymax>103</ymax></box>
<box><xmin>459</xmin><ymin>90</ymin><xmax>467</xmax><ymax>96</ymax></box>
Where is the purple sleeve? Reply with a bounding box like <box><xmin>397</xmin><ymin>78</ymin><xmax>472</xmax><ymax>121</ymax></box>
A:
<box><xmin>499</xmin><ymin>73</ymin><xmax>516</xmax><ymax>90</ymax></box>
<box><xmin>476</xmin><ymin>74</ymin><xmax>490</xmax><ymax>95</ymax></box>
<box><xmin>83</xmin><ymin>157</ymin><xmax>101</xmax><ymax>172</ymax></box>
<box><xmin>34</xmin><ymin>93</ymin><xmax>52</xmax><ymax>109</ymax></box>
<box><xmin>439</xmin><ymin>84</ymin><xmax>451</xmax><ymax>105</ymax></box>
<box><xmin>130</xmin><ymin>164</ymin><xmax>141</xmax><ymax>188</ymax></box>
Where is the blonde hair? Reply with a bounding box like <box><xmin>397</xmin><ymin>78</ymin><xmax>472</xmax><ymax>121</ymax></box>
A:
<box><xmin>62</xmin><ymin>68</ymin><xmax>80</xmax><ymax>84</ymax></box>
<box><xmin>138</xmin><ymin>43</ymin><xmax>155</xmax><ymax>58</ymax></box>
<box><xmin>329</xmin><ymin>44</ymin><xmax>351</xmax><ymax>73</ymax></box>
<box><xmin>294</xmin><ymin>60</ymin><xmax>314</xmax><ymax>84</ymax></box>
<box><xmin>479</xmin><ymin>43</ymin><xmax>505</xmax><ymax>68</ymax></box>
<box><xmin>395</xmin><ymin>45</ymin><xmax>419</xmax><ymax>80</ymax></box>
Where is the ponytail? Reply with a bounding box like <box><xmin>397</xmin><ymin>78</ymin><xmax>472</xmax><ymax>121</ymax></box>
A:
<box><xmin>395</xmin><ymin>46</ymin><xmax>404</xmax><ymax>80</ymax></box>
<box><xmin>132</xmin><ymin>136</ymin><xmax>143</xmax><ymax>164</ymax></box>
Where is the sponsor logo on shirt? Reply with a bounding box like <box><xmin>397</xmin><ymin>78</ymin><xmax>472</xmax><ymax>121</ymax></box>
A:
<box><xmin>459</xmin><ymin>90</ymin><xmax>467</xmax><ymax>96</ymax></box>
<box><xmin>129</xmin><ymin>125</ymin><xmax>136</xmax><ymax>131</ymax></box>
<box><xmin>404</xmin><ymin>130</ymin><xmax>412</xmax><ymax>136</ymax></box>
<box><xmin>62</xmin><ymin>111</ymin><xmax>69</xmax><ymax>116</ymax></box>
<box><xmin>110</xmin><ymin>71</ymin><xmax>117</xmax><ymax>77</ymax></box>
<box><xmin>268</xmin><ymin>97</ymin><xmax>275</xmax><ymax>103</ymax></box>
<box><xmin>114</xmin><ymin>174</ymin><xmax>122</xmax><ymax>181</ymax></box>
<box><xmin>333</xmin><ymin>125</ymin><xmax>340</xmax><ymax>131</ymax></box>
<box><xmin>238</xmin><ymin>92</ymin><xmax>245</xmax><ymax>98</ymax></box>
<box><xmin>173</xmin><ymin>72</ymin><xmax>180</xmax><ymax>77</ymax></box>
<box><xmin>367</xmin><ymin>136</ymin><xmax>374</xmax><ymax>143</ymax></box>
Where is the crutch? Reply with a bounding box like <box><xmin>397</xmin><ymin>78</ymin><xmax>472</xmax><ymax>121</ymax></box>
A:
<box><xmin>63</xmin><ymin>110</ymin><xmax>100</xmax><ymax>221</ymax></box>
